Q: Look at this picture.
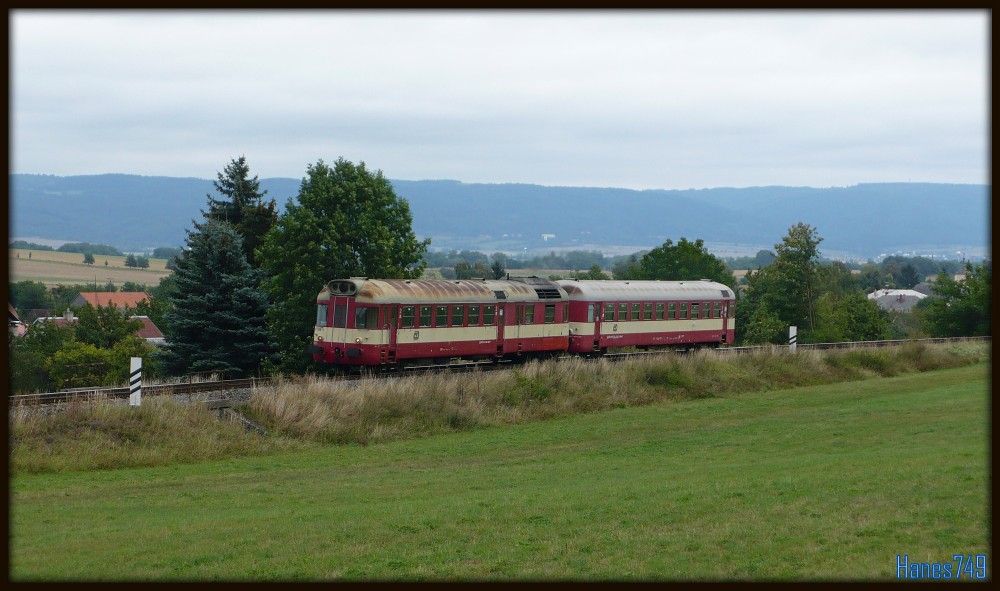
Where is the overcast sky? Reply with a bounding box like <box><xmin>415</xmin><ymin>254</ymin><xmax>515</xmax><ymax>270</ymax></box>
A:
<box><xmin>11</xmin><ymin>11</ymin><xmax>989</xmax><ymax>189</ymax></box>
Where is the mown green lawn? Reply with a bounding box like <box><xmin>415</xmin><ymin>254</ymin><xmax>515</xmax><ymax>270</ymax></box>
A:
<box><xmin>10</xmin><ymin>364</ymin><xmax>989</xmax><ymax>581</ymax></box>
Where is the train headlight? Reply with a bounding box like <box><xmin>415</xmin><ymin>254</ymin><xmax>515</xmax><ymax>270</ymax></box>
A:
<box><xmin>355</xmin><ymin>337</ymin><xmax>362</xmax><ymax>344</ymax></box>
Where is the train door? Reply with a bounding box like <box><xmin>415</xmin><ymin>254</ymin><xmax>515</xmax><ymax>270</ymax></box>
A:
<box><xmin>331</xmin><ymin>295</ymin><xmax>349</xmax><ymax>345</ymax></box>
<box><xmin>495</xmin><ymin>303</ymin><xmax>505</xmax><ymax>357</ymax></box>
<box><xmin>592</xmin><ymin>302</ymin><xmax>602</xmax><ymax>351</ymax></box>
<box><xmin>721</xmin><ymin>301</ymin><xmax>729</xmax><ymax>343</ymax></box>
<box><xmin>386</xmin><ymin>305</ymin><xmax>398</xmax><ymax>360</ymax></box>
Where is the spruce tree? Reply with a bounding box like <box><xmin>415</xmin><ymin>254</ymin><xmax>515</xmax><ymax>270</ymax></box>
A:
<box><xmin>162</xmin><ymin>219</ymin><xmax>270</xmax><ymax>377</ymax></box>
<box><xmin>203</xmin><ymin>156</ymin><xmax>278</xmax><ymax>267</ymax></box>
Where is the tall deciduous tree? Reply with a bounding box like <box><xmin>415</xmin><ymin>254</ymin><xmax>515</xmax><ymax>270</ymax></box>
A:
<box><xmin>258</xmin><ymin>158</ymin><xmax>429</xmax><ymax>372</ymax></box>
<box><xmin>919</xmin><ymin>261</ymin><xmax>991</xmax><ymax>337</ymax></box>
<box><xmin>767</xmin><ymin>222</ymin><xmax>823</xmax><ymax>330</ymax></box>
<box><xmin>203</xmin><ymin>156</ymin><xmax>278</xmax><ymax>267</ymax></box>
<box><xmin>895</xmin><ymin>264</ymin><xmax>921</xmax><ymax>289</ymax></box>
<box><xmin>632</xmin><ymin>238</ymin><xmax>732</xmax><ymax>286</ymax></box>
<box><xmin>807</xmin><ymin>292</ymin><xmax>889</xmax><ymax>343</ymax></box>
<box><xmin>736</xmin><ymin>223</ymin><xmax>823</xmax><ymax>344</ymax></box>
<box><xmin>573</xmin><ymin>264</ymin><xmax>611</xmax><ymax>280</ymax></box>
<box><xmin>162</xmin><ymin>220</ymin><xmax>271</xmax><ymax>377</ymax></box>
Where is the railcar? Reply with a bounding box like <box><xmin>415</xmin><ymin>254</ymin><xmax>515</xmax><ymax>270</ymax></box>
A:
<box><xmin>556</xmin><ymin>279</ymin><xmax>735</xmax><ymax>354</ymax></box>
<box><xmin>312</xmin><ymin>277</ymin><xmax>570</xmax><ymax>367</ymax></box>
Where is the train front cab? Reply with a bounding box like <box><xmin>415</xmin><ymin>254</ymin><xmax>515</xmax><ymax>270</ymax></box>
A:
<box><xmin>313</xmin><ymin>278</ymin><xmax>572</xmax><ymax>367</ymax></box>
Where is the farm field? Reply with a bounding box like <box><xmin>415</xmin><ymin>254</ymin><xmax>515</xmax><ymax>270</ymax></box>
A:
<box><xmin>10</xmin><ymin>364</ymin><xmax>988</xmax><ymax>581</ymax></box>
<box><xmin>9</xmin><ymin>249</ymin><xmax>172</xmax><ymax>287</ymax></box>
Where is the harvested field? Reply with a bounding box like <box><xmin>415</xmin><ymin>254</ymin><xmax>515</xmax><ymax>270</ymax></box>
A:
<box><xmin>9</xmin><ymin>249</ymin><xmax>172</xmax><ymax>287</ymax></box>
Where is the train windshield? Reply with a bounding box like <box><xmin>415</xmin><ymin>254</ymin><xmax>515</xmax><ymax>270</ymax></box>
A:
<box><xmin>333</xmin><ymin>304</ymin><xmax>348</xmax><ymax>328</ymax></box>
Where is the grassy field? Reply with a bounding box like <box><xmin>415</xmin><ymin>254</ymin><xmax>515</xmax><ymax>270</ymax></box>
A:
<box><xmin>10</xmin><ymin>364</ymin><xmax>988</xmax><ymax>580</ymax></box>
<box><xmin>9</xmin><ymin>248</ymin><xmax>172</xmax><ymax>287</ymax></box>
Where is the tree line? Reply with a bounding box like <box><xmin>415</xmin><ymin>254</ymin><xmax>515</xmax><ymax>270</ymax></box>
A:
<box><xmin>9</xmin><ymin>155</ymin><xmax>991</xmax><ymax>392</ymax></box>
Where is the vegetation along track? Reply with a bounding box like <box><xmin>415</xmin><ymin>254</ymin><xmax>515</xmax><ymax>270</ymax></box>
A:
<box><xmin>9</xmin><ymin>336</ymin><xmax>990</xmax><ymax>408</ymax></box>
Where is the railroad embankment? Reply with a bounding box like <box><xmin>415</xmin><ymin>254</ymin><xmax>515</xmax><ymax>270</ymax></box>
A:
<box><xmin>10</xmin><ymin>342</ymin><xmax>988</xmax><ymax>473</ymax></box>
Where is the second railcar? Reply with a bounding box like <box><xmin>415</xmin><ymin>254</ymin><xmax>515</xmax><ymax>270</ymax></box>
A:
<box><xmin>556</xmin><ymin>279</ymin><xmax>735</xmax><ymax>353</ymax></box>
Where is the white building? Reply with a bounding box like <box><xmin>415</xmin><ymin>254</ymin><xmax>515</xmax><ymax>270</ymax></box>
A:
<box><xmin>867</xmin><ymin>289</ymin><xmax>927</xmax><ymax>313</ymax></box>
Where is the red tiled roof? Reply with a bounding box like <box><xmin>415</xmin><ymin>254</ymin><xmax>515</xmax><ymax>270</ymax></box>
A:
<box><xmin>34</xmin><ymin>317</ymin><xmax>77</xmax><ymax>327</ymax></box>
<box><xmin>8</xmin><ymin>303</ymin><xmax>20</xmax><ymax>322</ymax></box>
<box><xmin>131</xmin><ymin>316</ymin><xmax>165</xmax><ymax>340</ymax></box>
<box><xmin>76</xmin><ymin>292</ymin><xmax>150</xmax><ymax>308</ymax></box>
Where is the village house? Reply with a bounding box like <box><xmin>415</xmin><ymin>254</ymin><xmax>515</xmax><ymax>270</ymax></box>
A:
<box><xmin>867</xmin><ymin>289</ymin><xmax>927</xmax><ymax>313</ymax></box>
<box><xmin>30</xmin><ymin>308</ymin><xmax>167</xmax><ymax>346</ymax></box>
<box><xmin>8</xmin><ymin>303</ymin><xmax>27</xmax><ymax>337</ymax></box>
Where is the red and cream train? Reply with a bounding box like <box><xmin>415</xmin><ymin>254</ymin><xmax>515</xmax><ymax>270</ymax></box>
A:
<box><xmin>312</xmin><ymin>277</ymin><xmax>735</xmax><ymax>368</ymax></box>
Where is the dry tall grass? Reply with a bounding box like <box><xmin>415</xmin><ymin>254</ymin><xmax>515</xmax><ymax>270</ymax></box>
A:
<box><xmin>248</xmin><ymin>342</ymin><xmax>989</xmax><ymax>446</ymax></box>
<box><xmin>10</xmin><ymin>342</ymin><xmax>986</xmax><ymax>474</ymax></box>
<box><xmin>10</xmin><ymin>397</ymin><xmax>299</xmax><ymax>473</ymax></box>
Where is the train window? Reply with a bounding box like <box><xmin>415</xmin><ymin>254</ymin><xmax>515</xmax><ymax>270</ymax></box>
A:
<box><xmin>668</xmin><ymin>303</ymin><xmax>676</xmax><ymax>319</ymax></box>
<box><xmin>316</xmin><ymin>304</ymin><xmax>328</xmax><ymax>327</ymax></box>
<box><xmin>680</xmin><ymin>303</ymin><xmax>688</xmax><ymax>319</ymax></box>
<box><xmin>544</xmin><ymin>304</ymin><xmax>555</xmax><ymax>324</ymax></box>
<box><xmin>631</xmin><ymin>303</ymin><xmax>640</xmax><ymax>321</ymax></box>
<box><xmin>729</xmin><ymin>304</ymin><xmax>735</xmax><ymax>318</ymax></box>
<box><xmin>563</xmin><ymin>303</ymin><xmax>570</xmax><ymax>322</ymax></box>
<box><xmin>523</xmin><ymin>305</ymin><xmax>535</xmax><ymax>324</ymax></box>
<box><xmin>419</xmin><ymin>305</ymin><xmax>432</xmax><ymax>327</ymax></box>
<box><xmin>333</xmin><ymin>304</ymin><xmax>348</xmax><ymax>328</ymax></box>
<box><xmin>469</xmin><ymin>305</ymin><xmax>481</xmax><ymax>325</ymax></box>
<box><xmin>714</xmin><ymin>302</ymin><xmax>722</xmax><ymax>318</ymax></box>
<box><xmin>435</xmin><ymin>305</ymin><xmax>449</xmax><ymax>327</ymax></box>
<box><xmin>483</xmin><ymin>305</ymin><xmax>495</xmax><ymax>325</ymax></box>
<box><xmin>401</xmin><ymin>306</ymin><xmax>415</xmax><ymax>328</ymax></box>
<box><xmin>655</xmin><ymin>303</ymin><xmax>664</xmax><ymax>320</ymax></box>
<box><xmin>604</xmin><ymin>303</ymin><xmax>614</xmax><ymax>321</ymax></box>
<box><xmin>587</xmin><ymin>304</ymin><xmax>595</xmax><ymax>323</ymax></box>
<box><xmin>644</xmin><ymin>303</ymin><xmax>653</xmax><ymax>320</ymax></box>
<box><xmin>451</xmin><ymin>305</ymin><xmax>465</xmax><ymax>327</ymax></box>
<box><xmin>355</xmin><ymin>306</ymin><xmax>378</xmax><ymax>330</ymax></box>
<box><xmin>691</xmin><ymin>303</ymin><xmax>700</xmax><ymax>319</ymax></box>
<box><xmin>618</xmin><ymin>303</ymin><xmax>628</xmax><ymax>321</ymax></box>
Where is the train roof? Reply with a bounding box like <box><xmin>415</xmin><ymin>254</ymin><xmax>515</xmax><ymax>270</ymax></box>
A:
<box><xmin>319</xmin><ymin>278</ymin><xmax>568</xmax><ymax>304</ymax></box>
<box><xmin>555</xmin><ymin>279</ymin><xmax>735</xmax><ymax>301</ymax></box>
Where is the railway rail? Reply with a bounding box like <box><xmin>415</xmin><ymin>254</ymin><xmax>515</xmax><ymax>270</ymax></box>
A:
<box><xmin>9</xmin><ymin>336</ymin><xmax>989</xmax><ymax>408</ymax></box>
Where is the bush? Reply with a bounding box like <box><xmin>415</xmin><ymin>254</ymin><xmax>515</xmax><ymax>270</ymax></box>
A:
<box><xmin>45</xmin><ymin>341</ymin><xmax>113</xmax><ymax>389</ymax></box>
<box><xmin>9</xmin><ymin>322</ymin><xmax>76</xmax><ymax>393</ymax></box>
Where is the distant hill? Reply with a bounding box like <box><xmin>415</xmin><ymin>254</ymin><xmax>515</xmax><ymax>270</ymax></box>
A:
<box><xmin>10</xmin><ymin>173</ymin><xmax>989</xmax><ymax>258</ymax></box>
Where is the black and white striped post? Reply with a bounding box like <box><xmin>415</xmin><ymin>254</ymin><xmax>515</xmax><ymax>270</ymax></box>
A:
<box><xmin>789</xmin><ymin>326</ymin><xmax>798</xmax><ymax>353</ymax></box>
<box><xmin>129</xmin><ymin>357</ymin><xmax>142</xmax><ymax>406</ymax></box>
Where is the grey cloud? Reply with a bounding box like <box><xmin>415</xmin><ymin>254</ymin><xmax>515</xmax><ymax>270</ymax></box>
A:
<box><xmin>11</xmin><ymin>10</ymin><xmax>988</xmax><ymax>188</ymax></box>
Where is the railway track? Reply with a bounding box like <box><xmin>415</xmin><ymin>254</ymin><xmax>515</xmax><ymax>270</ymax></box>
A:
<box><xmin>9</xmin><ymin>336</ymin><xmax>990</xmax><ymax>407</ymax></box>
